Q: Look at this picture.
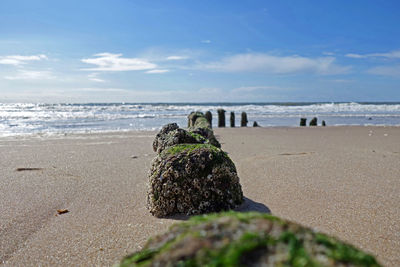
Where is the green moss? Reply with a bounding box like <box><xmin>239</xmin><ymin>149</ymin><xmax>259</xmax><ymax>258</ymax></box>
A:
<box><xmin>119</xmin><ymin>212</ymin><xmax>381</xmax><ymax>267</ymax></box>
<box><xmin>119</xmin><ymin>248</ymin><xmax>158</xmax><ymax>266</ymax></box>
<box><xmin>315</xmin><ymin>233</ymin><xmax>380</xmax><ymax>266</ymax></box>
<box><xmin>187</xmin><ymin>132</ymin><xmax>207</xmax><ymax>143</ymax></box>
<box><xmin>162</xmin><ymin>144</ymin><xmax>228</xmax><ymax>161</ymax></box>
<box><xmin>194</xmin><ymin>117</ymin><xmax>211</xmax><ymax>129</ymax></box>
<box><xmin>186</xmin><ymin>211</ymin><xmax>281</xmax><ymax>225</ymax></box>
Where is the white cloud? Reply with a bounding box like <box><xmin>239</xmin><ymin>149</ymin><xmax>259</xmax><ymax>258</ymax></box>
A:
<box><xmin>345</xmin><ymin>50</ymin><xmax>400</xmax><ymax>59</ymax></box>
<box><xmin>322</xmin><ymin>52</ymin><xmax>335</xmax><ymax>56</ymax></box>
<box><xmin>87</xmin><ymin>73</ymin><xmax>105</xmax><ymax>82</ymax></box>
<box><xmin>327</xmin><ymin>79</ymin><xmax>354</xmax><ymax>83</ymax></box>
<box><xmin>0</xmin><ymin>54</ymin><xmax>48</xmax><ymax>65</ymax></box>
<box><xmin>201</xmin><ymin>40</ymin><xmax>212</xmax><ymax>44</ymax></box>
<box><xmin>81</xmin><ymin>53</ymin><xmax>157</xmax><ymax>71</ymax></box>
<box><xmin>166</xmin><ymin>56</ymin><xmax>188</xmax><ymax>61</ymax></box>
<box><xmin>78</xmin><ymin>87</ymin><xmax>130</xmax><ymax>93</ymax></box>
<box><xmin>145</xmin><ymin>69</ymin><xmax>169</xmax><ymax>74</ymax></box>
<box><xmin>232</xmin><ymin>86</ymin><xmax>282</xmax><ymax>93</ymax></box>
<box><xmin>204</xmin><ymin>53</ymin><xmax>350</xmax><ymax>75</ymax></box>
<box><xmin>345</xmin><ymin>53</ymin><xmax>366</xmax><ymax>59</ymax></box>
<box><xmin>367</xmin><ymin>65</ymin><xmax>400</xmax><ymax>77</ymax></box>
<box><xmin>4</xmin><ymin>70</ymin><xmax>55</xmax><ymax>80</ymax></box>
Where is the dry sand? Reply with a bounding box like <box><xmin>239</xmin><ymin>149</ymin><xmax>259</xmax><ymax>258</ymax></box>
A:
<box><xmin>0</xmin><ymin>126</ymin><xmax>399</xmax><ymax>266</ymax></box>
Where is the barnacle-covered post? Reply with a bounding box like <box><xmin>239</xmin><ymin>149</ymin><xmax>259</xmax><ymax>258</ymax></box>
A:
<box><xmin>309</xmin><ymin>117</ymin><xmax>318</xmax><ymax>126</ymax></box>
<box><xmin>300</xmin><ymin>118</ymin><xmax>307</xmax><ymax>126</ymax></box>
<box><xmin>217</xmin><ymin>109</ymin><xmax>226</xmax><ymax>127</ymax></box>
<box><xmin>148</xmin><ymin>119</ymin><xmax>243</xmax><ymax>218</ymax></box>
<box><xmin>241</xmin><ymin>112</ymin><xmax>248</xmax><ymax>127</ymax></box>
<box><xmin>187</xmin><ymin>111</ymin><xmax>204</xmax><ymax>128</ymax></box>
<box><xmin>205</xmin><ymin>111</ymin><xmax>212</xmax><ymax>128</ymax></box>
<box><xmin>147</xmin><ymin>144</ymin><xmax>244</xmax><ymax>217</ymax></box>
<box><xmin>230</xmin><ymin>112</ymin><xmax>235</xmax><ymax>127</ymax></box>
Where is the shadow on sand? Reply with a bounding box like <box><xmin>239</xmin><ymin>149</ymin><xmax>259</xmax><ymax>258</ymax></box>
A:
<box><xmin>234</xmin><ymin>197</ymin><xmax>271</xmax><ymax>214</ymax></box>
<box><xmin>165</xmin><ymin>197</ymin><xmax>271</xmax><ymax>221</ymax></box>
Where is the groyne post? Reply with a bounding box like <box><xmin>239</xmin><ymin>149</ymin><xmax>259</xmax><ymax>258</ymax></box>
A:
<box><xmin>241</xmin><ymin>112</ymin><xmax>248</xmax><ymax>127</ymax></box>
<box><xmin>205</xmin><ymin>111</ymin><xmax>212</xmax><ymax>128</ymax></box>
<box><xmin>309</xmin><ymin>117</ymin><xmax>318</xmax><ymax>126</ymax></box>
<box><xmin>217</xmin><ymin>109</ymin><xmax>226</xmax><ymax>127</ymax></box>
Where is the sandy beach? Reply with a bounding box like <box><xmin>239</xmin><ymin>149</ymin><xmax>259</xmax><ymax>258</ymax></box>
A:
<box><xmin>0</xmin><ymin>126</ymin><xmax>399</xmax><ymax>266</ymax></box>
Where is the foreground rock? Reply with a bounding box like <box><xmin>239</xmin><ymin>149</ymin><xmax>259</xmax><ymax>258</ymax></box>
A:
<box><xmin>119</xmin><ymin>211</ymin><xmax>381</xmax><ymax>266</ymax></box>
<box><xmin>147</xmin><ymin>144</ymin><xmax>244</xmax><ymax>217</ymax></box>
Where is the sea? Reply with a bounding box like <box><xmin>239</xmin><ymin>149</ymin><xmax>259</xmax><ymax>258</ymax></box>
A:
<box><xmin>1</xmin><ymin>102</ymin><xmax>400</xmax><ymax>137</ymax></box>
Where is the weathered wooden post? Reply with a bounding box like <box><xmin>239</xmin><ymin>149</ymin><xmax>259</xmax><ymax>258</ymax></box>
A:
<box><xmin>217</xmin><ymin>109</ymin><xmax>226</xmax><ymax>127</ymax></box>
<box><xmin>322</xmin><ymin>120</ymin><xmax>326</xmax><ymax>127</ymax></box>
<box><xmin>241</xmin><ymin>112</ymin><xmax>248</xmax><ymax>127</ymax></box>
<box><xmin>205</xmin><ymin>111</ymin><xmax>212</xmax><ymax>128</ymax></box>
<box><xmin>300</xmin><ymin>118</ymin><xmax>307</xmax><ymax>126</ymax></box>
<box><xmin>309</xmin><ymin>117</ymin><xmax>317</xmax><ymax>126</ymax></box>
<box><xmin>230</xmin><ymin>112</ymin><xmax>235</xmax><ymax>127</ymax></box>
<box><xmin>253</xmin><ymin>121</ymin><xmax>260</xmax><ymax>127</ymax></box>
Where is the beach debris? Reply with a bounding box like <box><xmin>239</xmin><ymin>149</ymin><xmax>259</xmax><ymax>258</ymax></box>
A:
<box><xmin>16</xmin><ymin>167</ymin><xmax>43</xmax><ymax>171</ymax></box>
<box><xmin>253</xmin><ymin>121</ymin><xmax>260</xmax><ymax>127</ymax></box>
<box><xmin>57</xmin><ymin>209</ymin><xmax>69</xmax><ymax>215</ymax></box>
<box><xmin>217</xmin><ymin>109</ymin><xmax>226</xmax><ymax>127</ymax></box>
<box><xmin>147</xmin><ymin>144</ymin><xmax>243</xmax><ymax>217</ymax></box>
<box><xmin>131</xmin><ymin>155</ymin><xmax>138</xmax><ymax>159</ymax></box>
<box><xmin>300</xmin><ymin>117</ymin><xmax>307</xmax><ymax>126</ymax></box>
<box><xmin>119</xmin><ymin>211</ymin><xmax>381</xmax><ymax>267</ymax></box>
<box><xmin>309</xmin><ymin>117</ymin><xmax>318</xmax><ymax>126</ymax></box>
<box><xmin>322</xmin><ymin>120</ymin><xmax>326</xmax><ymax>126</ymax></box>
<box><xmin>229</xmin><ymin>112</ymin><xmax>235</xmax><ymax>127</ymax></box>
<box><xmin>205</xmin><ymin>111</ymin><xmax>212</xmax><ymax>128</ymax></box>
<box><xmin>241</xmin><ymin>112</ymin><xmax>248</xmax><ymax>127</ymax></box>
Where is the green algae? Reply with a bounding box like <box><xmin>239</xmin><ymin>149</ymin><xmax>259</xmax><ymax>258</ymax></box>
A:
<box><xmin>187</xmin><ymin>132</ymin><xmax>207</xmax><ymax>143</ymax></box>
<box><xmin>162</xmin><ymin>143</ymin><xmax>229</xmax><ymax>163</ymax></box>
<box><xmin>118</xmin><ymin>212</ymin><xmax>381</xmax><ymax>267</ymax></box>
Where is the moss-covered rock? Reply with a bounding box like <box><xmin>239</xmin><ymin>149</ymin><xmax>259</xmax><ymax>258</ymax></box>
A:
<box><xmin>187</xmin><ymin>113</ymin><xmax>221</xmax><ymax>148</ymax></box>
<box><xmin>147</xmin><ymin>144</ymin><xmax>244</xmax><ymax>217</ymax></box>
<box><xmin>152</xmin><ymin>123</ymin><xmax>204</xmax><ymax>153</ymax></box>
<box><xmin>119</xmin><ymin>211</ymin><xmax>381</xmax><ymax>267</ymax></box>
<box><xmin>188</xmin><ymin>112</ymin><xmax>208</xmax><ymax>128</ymax></box>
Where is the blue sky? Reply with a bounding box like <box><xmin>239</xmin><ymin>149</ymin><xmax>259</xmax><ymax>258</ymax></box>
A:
<box><xmin>0</xmin><ymin>0</ymin><xmax>399</xmax><ymax>103</ymax></box>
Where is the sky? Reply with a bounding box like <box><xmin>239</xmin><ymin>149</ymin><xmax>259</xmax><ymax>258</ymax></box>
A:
<box><xmin>0</xmin><ymin>0</ymin><xmax>399</xmax><ymax>103</ymax></box>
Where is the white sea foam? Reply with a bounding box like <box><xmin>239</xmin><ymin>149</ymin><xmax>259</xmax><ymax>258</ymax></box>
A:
<box><xmin>0</xmin><ymin>102</ymin><xmax>399</xmax><ymax>136</ymax></box>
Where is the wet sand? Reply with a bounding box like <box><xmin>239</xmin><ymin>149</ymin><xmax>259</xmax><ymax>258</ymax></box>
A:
<box><xmin>0</xmin><ymin>126</ymin><xmax>399</xmax><ymax>266</ymax></box>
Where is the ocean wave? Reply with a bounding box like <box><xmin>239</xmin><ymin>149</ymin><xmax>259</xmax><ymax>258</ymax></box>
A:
<box><xmin>1</xmin><ymin>102</ymin><xmax>400</xmax><ymax>136</ymax></box>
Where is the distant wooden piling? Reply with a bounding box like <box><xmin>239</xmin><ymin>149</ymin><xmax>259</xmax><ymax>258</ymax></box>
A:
<box><xmin>309</xmin><ymin>117</ymin><xmax>318</xmax><ymax>126</ymax></box>
<box><xmin>205</xmin><ymin>111</ymin><xmax>212</xmax><ymax>128</ymax></box>
<box><xmin>322</xmin><ymin>120</ymin><xmax>326</xmax><ymax>126</ymax></box>
<box><xmin>241</xmin><ymin>112</ymin><xmax>248</xmax><ymax>127</ymax></box>
<box><xmin>253</xmin><ymin>121</ymin><xmax>260</xmax><ymax>127</ymax></box>
<box><xmin>230</xmin><ymin>112</ymin><xmax>235</xmax><ymax>127</ymax></box>
<box><xmin>217</xmin><ymin>109</ymin><xmax>226</xmax><ymax>127</ymax></box>
<box><xmin>300</xmin><ymin>118</ymin><xmax>307</xmax><ymax>126</ymax></box>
